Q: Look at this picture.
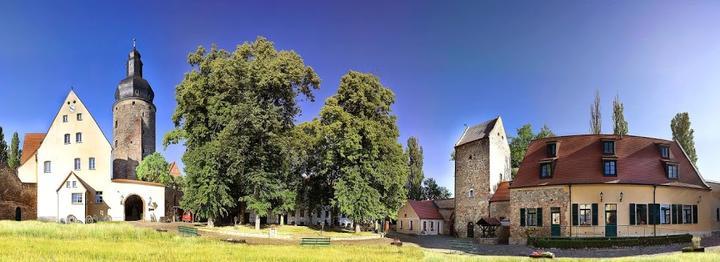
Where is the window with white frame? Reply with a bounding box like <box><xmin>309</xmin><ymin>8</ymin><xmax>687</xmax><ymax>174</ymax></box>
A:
<box><xmin>74</xmin><ymin>158</ymin><xmax>81</xmax><ymax>170</ymax></box>
<box><xmin>526</xmin><ymin>208</ymin><xmax>538</xmax><ymax>226</ymax></box>
<box><xmin>660</xmin><ymin>204</ymin><xmax>671</xmax><ymax>224</ymax></box>
<box><xmin>66</xmin><ymin>181</ymin><xmax>70</xmax><ymax>188</ymax></box>
<box><xmin>423</xmin><ymin>221</ymin><xmax>427</xmax><ymax>231</ymax></box>
<box><xmin>76</xmin><ymin>113</ymin><xmax>83</xmax><ymax>121</ymax></box>
<box><xmin>633</xmin><ymin>204</ymin><xmax>648</xmax><ymax>225</ymax></box>
<box><xmin>64</xmin><ymin>134</ymin><xmax>71</xmax><ymax>144</ymax></box>
<box><xmin>72</xmin><ymin>181</ymin><xmax>77</xmax><ymax>188</ymax></box>
<box><xmin>89</xmin><ymin>157</ymin><xmax>96</xmax><ymax>170</ymax></box>
<box><xmin>43</xmin><ymin>161</ymin><xmax>51</xmax><ymax>173</ymax></box>
<box><xmin>75</xmin><ymin>132</ymin><xmax>82</xmax><ymax>143</ymax></box>
<box><xmin>71</xmin><ymin>193</ymin><xmax>82</xmax><ymax>204</ymax></box>
<box><xmin>430</xmin><ymin>221</ymin><xmax>434</xmax><ymax>231</ymax></box>
<box><xmin>579</xmin><ymin>204</ymin><xmax>592</xmax><ymax>225</ymax></box>
<box><xmin>62</xmin><ymin>115</ymin><xmax>68</xmax><ymax>123</ymax></box>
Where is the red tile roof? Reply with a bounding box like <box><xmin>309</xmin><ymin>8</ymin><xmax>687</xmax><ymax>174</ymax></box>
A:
<box><xmin>408</xmin><ymin>200</ymin><xmax>444</xmax><ymax>219</ymax></box>
<box><xmin>490</xmin><ymin>181</ymin><xmax>510</xmax><ymax>202</ymax></box>
<box><xmin>20</xmin><ymin>133</ymin><xmax>46</xmax><ymax>165</ymax></box>
<box><xmin>510</xmin><ymin>134</ymin><xmax>708</xmax><ymax>189</ymax></box>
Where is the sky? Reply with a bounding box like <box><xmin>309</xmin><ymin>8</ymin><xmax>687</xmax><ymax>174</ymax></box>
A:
<box><xmin>1</xmin><ymin>1</ymin><xmax>720</xmax><ymax>194</ymax></box>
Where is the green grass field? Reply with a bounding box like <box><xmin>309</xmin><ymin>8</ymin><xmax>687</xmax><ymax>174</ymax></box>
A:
<box><xmin>0</xmin><ymin>221</ymin><xmax>719</xmax><ymax>261</ymax></box>
<box><xmin>203</xmin><ymin>224</ymin><xmax>377</xmax><ymax>238</ymax></box>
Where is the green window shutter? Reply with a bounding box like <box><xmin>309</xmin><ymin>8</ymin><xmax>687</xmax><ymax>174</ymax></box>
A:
<box><xmin>676</xmin><ymin>204</ymin><xmax>683</xmax><ymax>224</ymax></box>
<box><xmin>654</xmin><ymin>204</ymin><xmax>661</xmax><ymax>225</ymax></box>
<box><xmin>537</xmin><ymin>208</ymin><xmax>543</xmax><ymax>227</ymax></box>
<box><xmin>693</xmin><ymin>205</ymin><xmax>698</xmax><ymax>224</ymax></box>
<box><xmin>671</xmin><ymin>204</ymin><xmax>677</xmax><ymax>224</ymax></box>
<box><xmin>629</xmin><ymin>203</ymin><xmax>636</xmax><ymax>225</ymax></box>
<box><xmin>572</xmin><ymin>204</ymin><xmax>578</xmax><ymax>226</ymax></box>
<box><xmin>648</xmin><ymin>203</ymin><xmax>656</xmax><ymax>225</ymax></box>
<box><xmin>591</xmin><ymin>203</ymin><xmax>598</xmax><ymax>226</ymax></box>
<box><xmin>520</xmin><ymin>208</ymin><xmax>526</xmax><ymax>227</ymax></box>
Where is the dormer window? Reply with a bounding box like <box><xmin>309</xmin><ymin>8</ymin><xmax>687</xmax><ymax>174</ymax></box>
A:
<box><xmin>602</xmin><ymin>140</ymin><xmax>615</xmax><ymax>155</ymax></box>
<box><xmin>546</xmin><ymin>142</ymin><xmax>557</xmax><ymax>158</ymax></box>
<box><xmin>666</xmin><ymin>164</ymin><xmax>679</xmax><ymax>179</ymax></box>
<box><xmin>603</xmin><ymin>160</ymin><xmax>617</xmax><ymax>176</ymax></box>
<box><xmin>540</xmin><ymin>162</ymin><xmax>553</xmax><ymax>178</ymax></box>
<box><xmin>659</xmin><ymin>146</ymin><xmax>670</xmax><ymax>159</ymax></box>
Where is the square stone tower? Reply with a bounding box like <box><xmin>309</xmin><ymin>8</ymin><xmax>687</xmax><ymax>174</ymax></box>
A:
<box><xmin>454</xmin><ymin>116</ymin><xmax>511</xmax><ymax>238</ymax></box>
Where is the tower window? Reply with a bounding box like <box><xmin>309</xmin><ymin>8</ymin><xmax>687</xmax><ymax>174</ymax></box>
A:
<box><xmin>75</xmin><ymin>132</ymin><xmax>82</xmax><ymax>143</ymax></box>
<box><xmin>62</xmin><ymin>115</ymin><xmax>68</xmax><ymax>123</ymax></box>
<box><xmin>74</xmin><ymin>158</ymin><xmax>81</xmax><ymax>171</ymax></box>
<box><xmin>115</xmin><ymin>121</ymin><xmax>117</xmax><ymax>128</ymax></box>
<box><xmin>76</xmin><ymin>113</ymin><xmax>83</xmax><ymax>121</ymax></box>
<box><xmin>468</xmin><ymin>189</ymin><xmax>475</xmax><ymax>198</ymax></box>
<box><xmin>64</xmin><ymin>134</ymin><xmax>71</xmax><ymax>144</ymax></box>
<box><xmin>114</xmin><ymin>140</ymin><xmax>118</xmax><ymax>147</ymax></box>
<box><xmin>602</xmin><ymin>141</ymin><xmax>615</xmax><ymax>155</ymax></box>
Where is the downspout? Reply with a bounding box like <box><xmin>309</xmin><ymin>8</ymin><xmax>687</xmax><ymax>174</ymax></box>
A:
<box><xmin>569</xmin><ymin>184</ymin><xmax>572</xmax><ymax>237</ymax></box>
<box><xmin>653</xmin><ymin>185</ymin><xmax>657</xmax><ymax>237</ymax></box>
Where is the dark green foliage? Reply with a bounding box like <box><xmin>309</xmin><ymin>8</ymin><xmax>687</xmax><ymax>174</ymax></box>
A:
<box><xmin>405</xmin><ymin>137</ymin><xmax>424</xmax><ymax>200</ymax></box>
<box><xmin>528</xmin><ymin>234</ymin><xmax>692</xmax><ymax>249</ymax></box>
<box><xmin>590</xmin><ymin>90</ymin><xmax>602</xmax><ymax>134</ymax></box>
<box><xmin>164</xmin><ymin>37</ymin><xmax>320</xmax><ymax>224</ymax></box>
<box><xmin>612</xmin><ymin>95</ymin><xmax>629</xmax><ymax>136</ymax></box>
<box><xmin>671</xmin><ymin>112</ymin><xmax>698</xmax><ymax>164</ymax></box>
<box><xmin>8</xmin><ymin>132</ymin><xmax>20</xmax><ymax>170</ymax></box>
<box><xmin>0</xmin><ymin>127</ymin><xmax>7</xmax><ymax>168</ymax></box>
<box><xmin>136</xmin><ymin>152</ymin><xmax>170</xmax><ymax>184</ymax></box>
<box><xmin>422</xmin><ymin>178</ymin><xmax>451</xmax><ymax>200</ymax></box>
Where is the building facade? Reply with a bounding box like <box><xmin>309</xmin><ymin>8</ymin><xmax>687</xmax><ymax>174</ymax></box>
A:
<box><xmin>454</xmin><ymin>116</ymin><xmax>511</xmax><ymax>238</ymax></box>
<box><xmin>397</xmin><ymin>200</ymin><xmax>446</xmax><ymax>235</ymax></box>
<box><xmin>509</xmin><ymin>135</ymin><xmax>720</xmax><ymax>244</ymax></box>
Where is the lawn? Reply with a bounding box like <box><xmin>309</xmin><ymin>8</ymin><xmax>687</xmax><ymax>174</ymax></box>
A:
<box><xmin>202</xmin><ymin>224</ymin><xmax>377</xmax><ymax>238</ymax></box>
<box><xmin>0</xmin><ymin>221</ymin><xmax>719</xmax><ymax>261</ymax></box>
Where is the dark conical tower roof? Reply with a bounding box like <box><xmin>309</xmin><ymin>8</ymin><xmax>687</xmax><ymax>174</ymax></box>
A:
<box><xmin>115</xmin><ymin>42</ymin><xmax>154</xmax><ymax>103</ymax></box>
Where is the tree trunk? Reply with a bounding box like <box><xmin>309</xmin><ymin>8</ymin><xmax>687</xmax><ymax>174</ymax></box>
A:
<box><xmin>280</xmin><ymin>214</ymin><xmax>285</xmax><ymax>226</ymax></box>
<box><xmin>208</xmin><ymin>216</ymin><xmax>214</xmax><ymax>227</ymax></box>
<box><xmin>355</xmin><ymin>223</ymin><xmax>361</xmax><ymax>233</ymax></box>
<box><xmin>255</xmin><ymin>215</ymin><xmax>261</xmax><ymax>230</ymax></box>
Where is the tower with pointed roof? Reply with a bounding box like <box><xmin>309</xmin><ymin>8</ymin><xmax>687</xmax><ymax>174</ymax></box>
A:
<box><xmin>112</xmin><ymin>43</ymin><xmax>156</xmax><ymax>180</ymax></box>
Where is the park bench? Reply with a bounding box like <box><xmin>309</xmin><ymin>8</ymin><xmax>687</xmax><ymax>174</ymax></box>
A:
<box><xmin>178</xmin><ymin>225</ymin><xmax>199</xmax><ymax>237</ymax></box>
<box><xmin>300</xmin><ymin>237</ymin><xmax>331</xmax><ymax>246</ymax></box>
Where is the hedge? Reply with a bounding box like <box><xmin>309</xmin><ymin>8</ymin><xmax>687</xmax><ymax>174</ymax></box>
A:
<box><xmin>528</xmin><ymin>234</ymin><xmax>692</xmax><ymax>249</ymax></box>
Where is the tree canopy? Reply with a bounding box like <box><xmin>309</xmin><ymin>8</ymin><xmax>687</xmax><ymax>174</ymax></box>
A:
<box><xmin>164</xmin><ymin>37</ymin><xmax>320</xmax><ymax>226</ymax></box>
<box><xmin>7</xmin><ymin>132</ymin><xmax>20</xmax><ymax>170</ymax></box>
<box><xmin>405</xmin><ymin>136</ymin><xmax>424</xmax><ymax>200</ymax></box>
<box><xmin>136</xmin><ymin>152</ymin><xmax>171</xmax><ymax>184</ymax></box>
<box><xmin>0</xmin><ymin>127</ymin><xmax>7</xmax><ymax>168</ymax></box>
<box><xmin>671</xmin><ymin>112</ymin><xmax>698</xmax><ymax>164</ymax></box>
<box><xmin>613</xmin><ymin>95</ymin><xmax>629</xmax><ymax>136</ymax></box>
<box><xmin>590</xmin><ymin>90</ymin><xmax>602</xmax><ymax>134</ymax></box>
<box><xmin>422</xmin><ymin>178</ymin><xmax>451</xmax><ymax>200</ymax></box>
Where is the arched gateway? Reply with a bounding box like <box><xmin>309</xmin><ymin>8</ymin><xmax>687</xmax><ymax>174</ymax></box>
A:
<box><xmin>124</xmin><ymin>195</ymin><xmax>144</xmax><ymax>221</ymax></box>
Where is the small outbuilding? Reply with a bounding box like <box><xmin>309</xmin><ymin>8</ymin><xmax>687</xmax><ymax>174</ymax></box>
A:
<box><xmin>396</xmin><ymin>200</ymin><xmax>446</xmax><ymax>235</ymax></box>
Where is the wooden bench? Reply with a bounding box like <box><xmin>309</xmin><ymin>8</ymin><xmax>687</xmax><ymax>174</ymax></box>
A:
<box><xmin>178</xmin><ymin>226</ymin><xmax>199</xmax><ymax>237</ymax></box>
<box><xmin>300</xmin><ymin>237</ymin><xmax>331</xmax><ymax>246</ymax></box>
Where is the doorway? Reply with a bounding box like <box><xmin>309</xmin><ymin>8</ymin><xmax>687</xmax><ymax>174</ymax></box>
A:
<box><xmin>550</xmin><ymin>207</ymin><xmax>561</xmax><ymax>237</ymax></box>
<box><xmin>15</xmin><ymin>207</ymin><xmax>21</xmax><ymax>221</ymax></box>
<box><xmin>466</xmin><ymin>222</ymin><xmax>474</xmax><ymax>238</ymax></box>
<box><xmin>605</xmin><ymin>204</ymin><xmax>617</xmax><ymax>237</ymax></box>
<box><xmin>124</xmin><ymin>195</ymin><xmax>144</xmax><ymax>221</ymax></box>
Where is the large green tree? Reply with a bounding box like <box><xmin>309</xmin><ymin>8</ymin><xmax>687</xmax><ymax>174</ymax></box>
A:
<box><xmin>405</xmin><ymin>136</ymin><xmax>424</xmax><ymax>200</ymax></box>
<box><xmin>613</xmin><ymin>95</ymin><xmax>629</xmax><ymax>136</ymax></box>
<box><xmin>164</xmin><ymin>37</ymin><xmax>320</xmax><ymax>227</ymax></box>
<box><xmin>8</xmin><ymin>132</ymin><xmax>20</xmax><ymax>170</ymax></box>
<box><xmin>590</xmin><ymin>90</ymin><xmax>602</xmax><ymax>134</ymax></box>
<box><xmin>136</xmin><ymin>152</ymin><xmax>171</xmax><ymax>184</ymax></box>
<box><xmin>671</xmin><ymin>112</ymin><xmax>698</xmax><ymax>164</ymax></box>
<box><xmin>315</xmin><ymin>71</ymin><xmax>408</xmax><ymax>232</ymax></box>
<box><xmin>422</xmin><ymin>178</ymin><xmax>451</xmax><ymax>200</ymax></box>
<box><xmin>0</xmin><ymin>127</ymin><xmax>7</xmax><ymax>168</ymax></box>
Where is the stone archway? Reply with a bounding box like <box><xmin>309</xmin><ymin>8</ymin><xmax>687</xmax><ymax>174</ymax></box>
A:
<box><xmin>124</xmin><ymin>195</ymin><xmax>144</xmax><ymax>221</ymax></box>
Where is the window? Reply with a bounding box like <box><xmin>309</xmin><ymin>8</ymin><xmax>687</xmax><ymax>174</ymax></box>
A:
<box><xmin>66</xmin><ymin>181</ymin><xmax>70</xmax><ymax>188</ymax></box>
<box><xmin>603</xmin><ymin>160</ymin><xmax>617</xmax><ymax>176</ymax></box>
<box><xmin>546</xmin><ymin>143</ymin><xmax>557</xmax><ymax>157</ymax></box>
<box><xmin>423</xmin><ymin>221</ymin><xmax>427</xmax><ymax>231</ymax></box>
<box><xmin>76</xmin><ymin>113</ymin><xmax>83</xmax><ymax>121</ymax></box>
<box><xmin>468</xmin><ymin>189</ymin><xmax>475</xmax><ymax>198</ymax></box>
<box><xmin>602</xmin><ymin>141</ymin><xmax>615</xmax><ymax>155</ymax></box>
<box><xmin>95</xmin><ymin>191</ymin><xmax>103</xmax><ymax>203</ymax></box>
<box><xmin>660</xmin><ymin>204</ymin><xmax>671</xmax><ymax>224</ymax></box>
<box><xmin>71</xmin><ymin>193</ymin><xmax>82</xmax><ymax>204</ymax></box>
<box><xmin>114</xmin><ymin>140</ymin><xmax>118</xmax><ymax>147</ymax></box>
<box><xmin>410</xmin><ymin>220</ymin><xmax>413</xmax><ymax>230</ymax></box>
<box><xmin>667</xmin><ymin>164</ymin><xmax>679</xmax><ymax>179</ymax></box>
<box><xmin>43</xmin><ymin>161</ymin><xmax>51</xmax><ymax>173</ymax></box>
<box><xmin>683</xmin><ymin>205</ymin><xmax>692</xmax><ymax>224</ymax></box>
<box><xmin>660</xmin><ymin>146</ymin><xmax>670</xmax><ymax>158</ymax></box>
<box><xmin>64</xmin><ymin>134</ymin><xmax>71</xmax><ymax>144</ymax></box>
<box><xmin>75</xmin><ymin>132</ymin><xmax>82</xmax><ymax>143</ymax></box>
<box><xmin>717</xmin><ymin>208</ymin><xmax>719</xmax><ymax>222</ymax></box>
<box><xmin>115</xmin><ymin>121</ymin><xmax>117</xmax><ymax>128</ymax></box>
<box><xmin>430</xmin><ymin>221</ymin><xmax>434</xmax><ymax>231</ymax></box>
<box><xmin>605</xmin><ymin>204</ymin><xmax>617</xmax><ymax>225</ymax></box>
<box><xmin>72</xmin><ymin>181</ymin><xmax>77</xmax><ymax>188</ymax></box>
<box><xmin>89</xmin><ymin>157</ymin><xmax>96</xmax><ymax>170</ymax></box>
<box><xmin>633</xmin><ymin>204</ymin><xmax>648</xmax><ymax>225</ymax></box>
<box><xmin>540</xmin><ymin>162</ymin><xmax>552</xmax><ymax>178</ymax></box>
<box><xmin>400</xmin><ymin>220</ymin><xmax>403</xmax><ymax>229</ymax></box>
<box><xmin>74</xmin><ymin>158</ymin><xmax>81</xmax><ymax>171</ymax></box>
<box><xmin>62</xmin><ymin>115</ymin><xmax>68</xmax><ymax>123</ymax></box>
<box><xmin>579</xmin><ymin>204</ymin><xmax>592</xmax><ymax>225</ymax></box>
<box><xmin>526</xmin><ymin>208</ymin><xmax>538</xmax><ymax>226</ymax></box>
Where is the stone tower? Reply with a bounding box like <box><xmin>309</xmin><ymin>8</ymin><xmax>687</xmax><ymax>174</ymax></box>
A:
<box><xmin>112</xmin><ymin>44</ymin><xmax>156</xmax><ymax>180</ymax></box>
<box><xmin>453</xmin><ymin>116</ymin><xmax>511</xmax><ymax>238</ymax></box>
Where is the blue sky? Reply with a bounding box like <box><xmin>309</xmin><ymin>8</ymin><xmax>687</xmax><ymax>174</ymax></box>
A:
<box><xmin>2</xmin><ymin>1</ymin><xmax>720</xmax><ymax>193</ymax></box>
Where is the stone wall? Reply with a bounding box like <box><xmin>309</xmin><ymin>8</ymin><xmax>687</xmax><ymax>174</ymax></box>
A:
<box><xmin>0</xmin><ymin>168</ymin><xmax>37</xmax><ymax>220</ymax></box>
<box><xmin>489</xmin><ymin>201</ymin><xmax>510</xmax><ymax>220</ymax></box>
<box><xmin>454</xmin><ymin>139</ymin><xmax>491</xmax><ymax>238</ymax></box>
<box><xmin>112</xmin><ymin>99</ymin><xmax>156</xmax><ymax>180</ymax></box>
<box><xmin>509</xmin><ymin>186</ymin><xmax>569</xmax><ymax>244</ymax></box>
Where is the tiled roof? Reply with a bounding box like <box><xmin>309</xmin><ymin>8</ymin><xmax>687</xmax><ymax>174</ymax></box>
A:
<box><xmin>455</xmin><ymin>117</ymin><xmax>499</xmax><ymax>147</ymax></box>
<box><xmin>510</xmin><ymin>134</ymin><xmax>708</xmax><ymax>189</ymax></box>
<box><xmin>433</xmin><ymin>198</ymin><xmax>455</xmax><ymax>209</ymax></box>
<box><xmin>20</xmin><ymin>133</ymin><xmax>46</xmax><ymax>165</ymax></box>
<box><xmin>408</xmin><ymin>200</ymin><xmax>444</xmax><ymax>220</ymax></box>
<box><xmin>169</xmin><ymin>162</ymin><xmax>181</xmax><ymax>177</ymax></box>
<box><xmin>489</xmin><ymin>181</ymin><xmax>510</xmax><ymax>202</ymax></box>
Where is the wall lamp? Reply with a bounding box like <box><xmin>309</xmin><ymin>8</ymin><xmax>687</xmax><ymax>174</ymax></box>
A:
<box><xmin>619</xmin><ymin>192</ymin><xmax>623</xmax><ymax>202</ymax></box>
<box><xmin>600</xmin><ymin>192</ymin><xmax>604</xmax><ymax>202</ymax></box>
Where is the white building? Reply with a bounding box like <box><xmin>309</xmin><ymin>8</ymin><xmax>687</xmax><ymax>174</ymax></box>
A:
<box><xmin>17</xmin><ymin>90</ymin><xmax>165</xmax><ymax>223</ymax></box>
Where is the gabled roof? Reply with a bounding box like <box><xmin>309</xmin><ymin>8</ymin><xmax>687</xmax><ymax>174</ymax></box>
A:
<box><xmin>169</xmin><ymin>162</ymin><xmax>181</xmax><ymax>177</ymax></box>
<box><xmin>408</xmin><ymin>200</ymin><xmax>444</xmax><ymax>220</ymax></box>
<box><xmin>56</xmin><ymin>171</ymin><xmax>93</xmax><ymax>192</ymax></box>
<box><xmin>510</xmin><ymin>134</ymin><xmax>709</xmax><ymax>190</ymax></box>
<box><xmin>20</xmin><ymin>133</ymin><xmax>46</xmax><ymax>165</ymax></box>
<box><xmin>455</xmin><ymin>117</ymin><xmax>499</xmax><ymax>147</ymax></box>
<box><xmin>489</xmin><ymin>181</ymin><xmax>510</xmax><ymax>202</ymax></box>
<box><xmin>433</xmin><ymin>198</ymin><xmax>455</xmax><ymax>209</ymax></box>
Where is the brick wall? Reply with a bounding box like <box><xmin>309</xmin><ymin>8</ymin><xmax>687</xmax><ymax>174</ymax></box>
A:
<box><xmin>509</xmin><ymin>186</ymin><xmax>569</xmax><ymax>244</ymax></box>
<box><xmin>454</xmin><ymin>139</ymin><xmax>491</xmax><ymax>238</ymax></box>
<box><xmin>0</xmin><ymin>168</ymin><xmax>37</xmax><ymax>220</ymax></box>
<box><xmin>112</xmin><ymin>99</ymin><xmax>156</xmax><ymax>180</ymax></box>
